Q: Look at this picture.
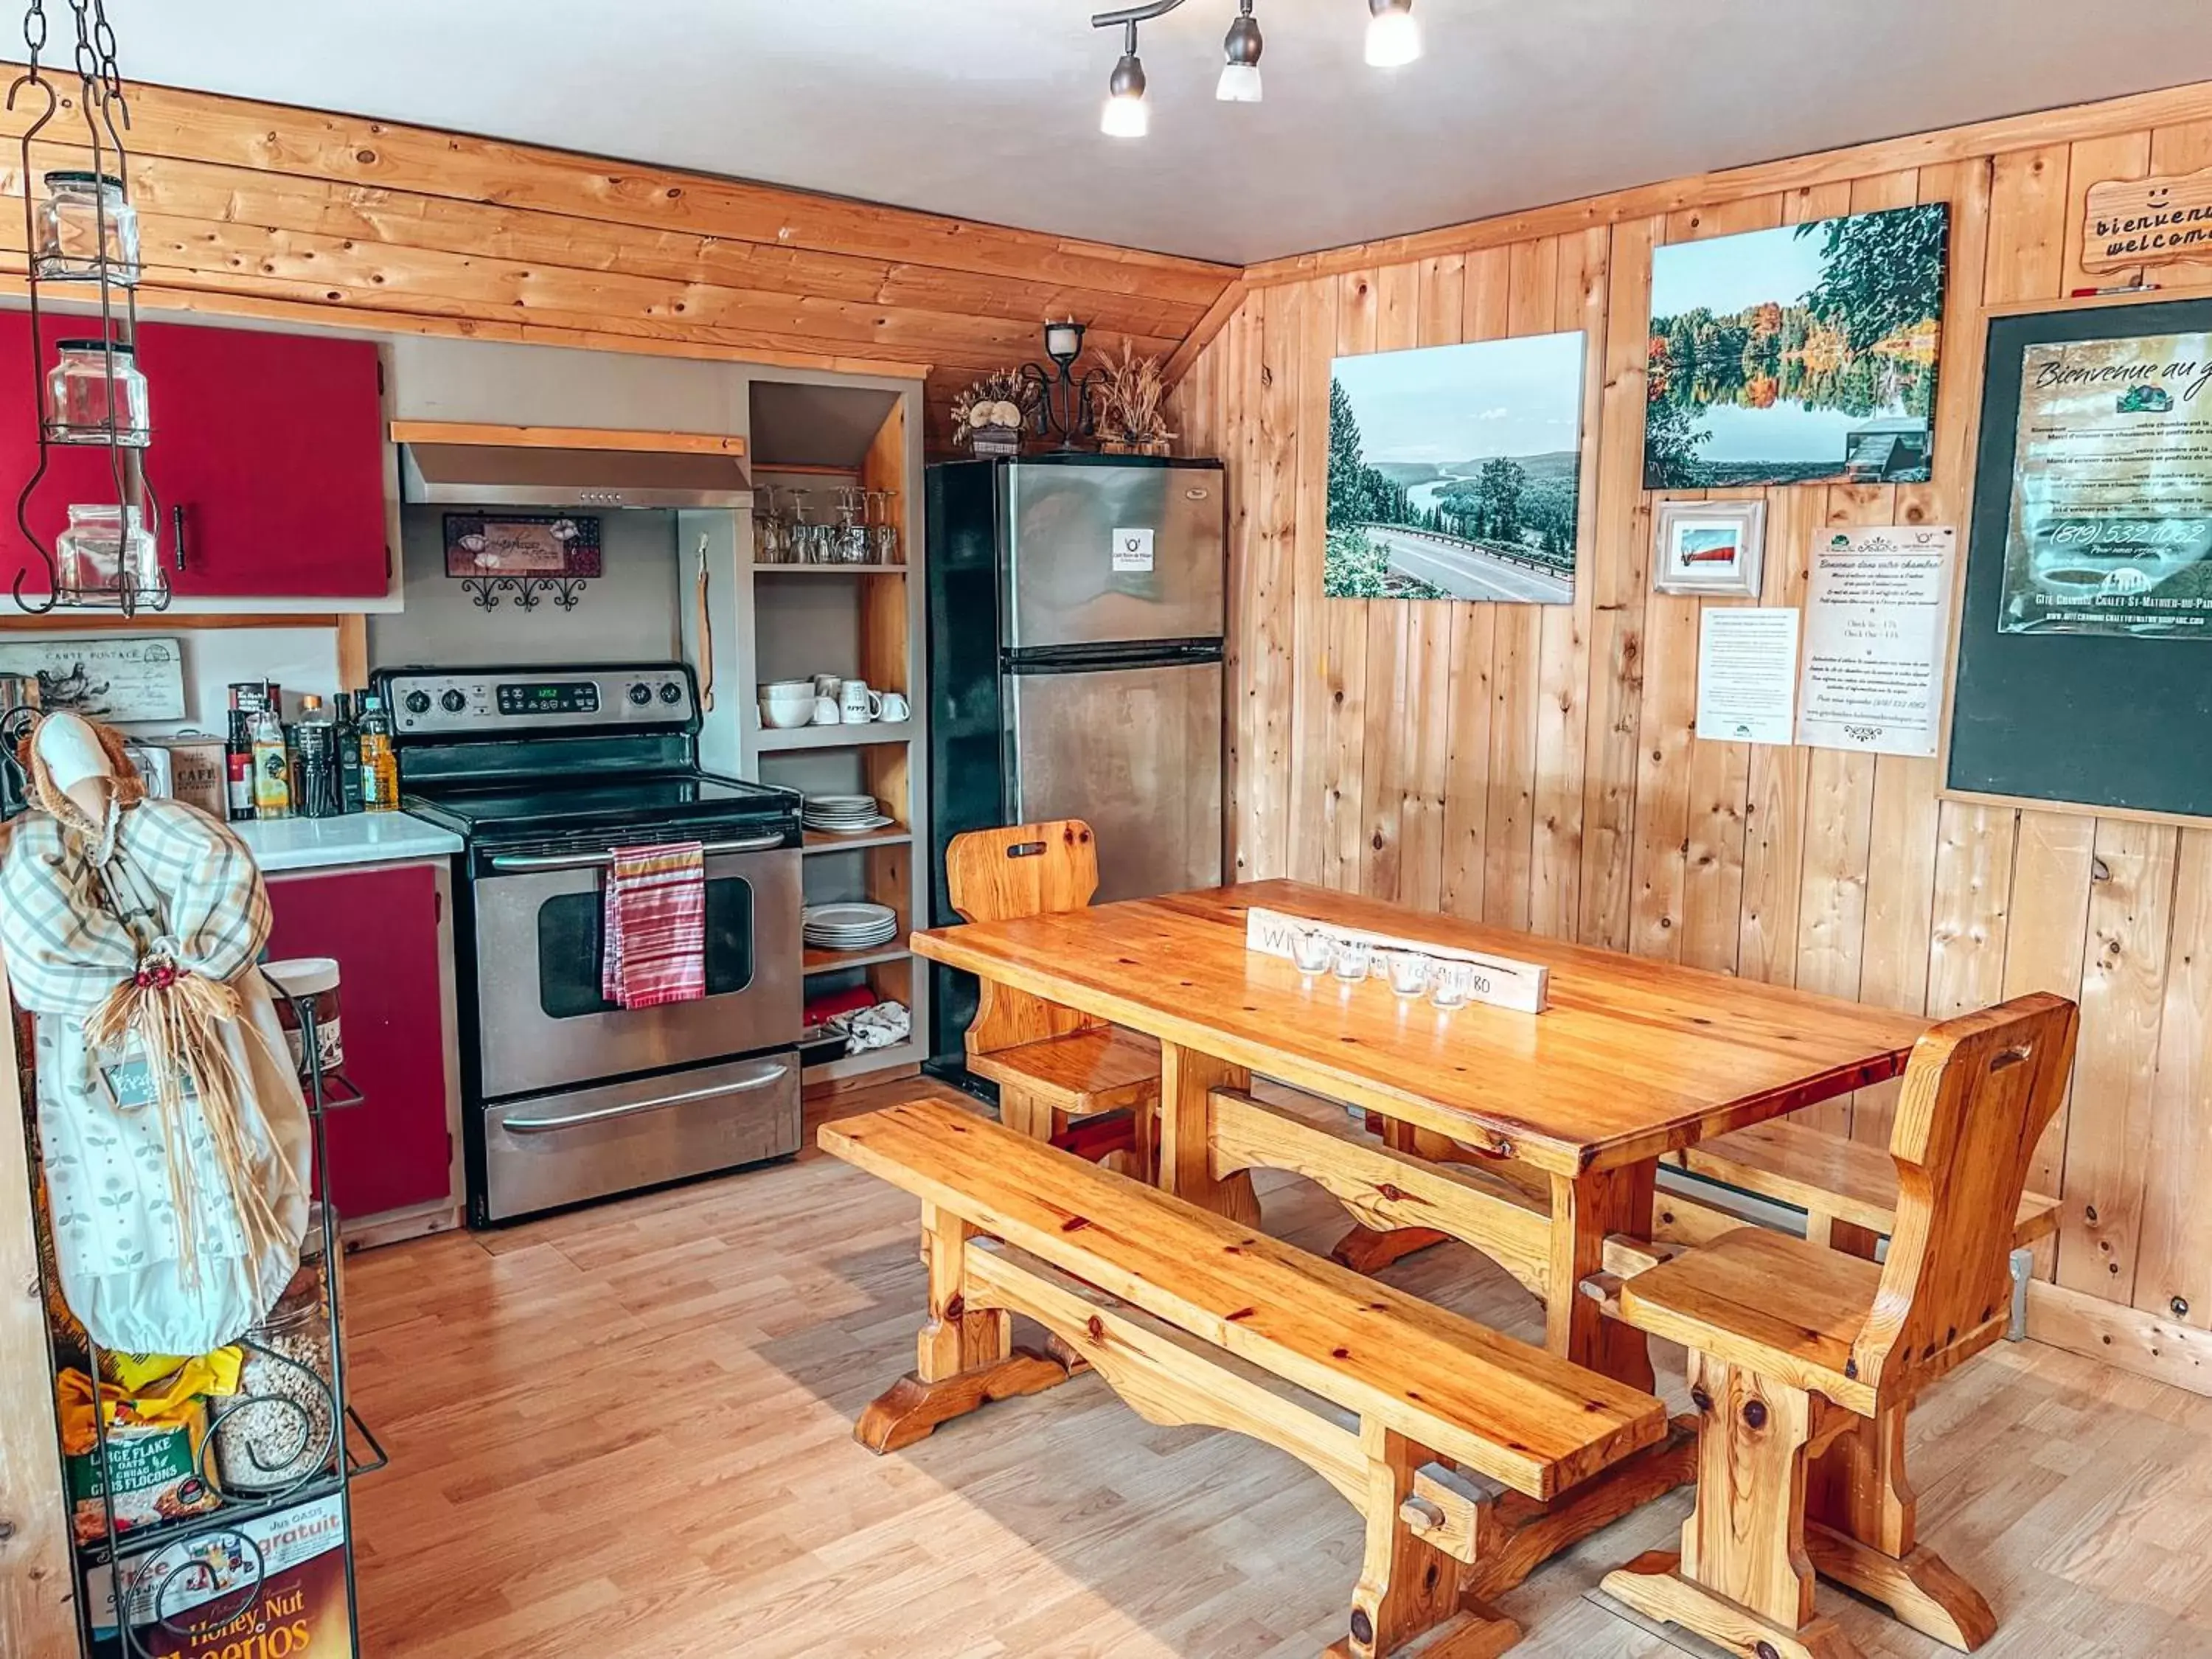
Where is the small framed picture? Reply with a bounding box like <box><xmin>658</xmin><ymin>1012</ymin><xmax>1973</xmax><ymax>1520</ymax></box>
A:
<box><xmin>1653</xmin><ymin>498</ymin><xmax>1767</xmax><ymax>597</ymax></box>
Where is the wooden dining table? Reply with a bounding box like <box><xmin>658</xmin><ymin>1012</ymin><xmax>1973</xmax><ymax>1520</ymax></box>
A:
<box><xmin>913</xmin><ymin>878</ymin><xmax>1932</xmax><ymax>1392</ymax></box>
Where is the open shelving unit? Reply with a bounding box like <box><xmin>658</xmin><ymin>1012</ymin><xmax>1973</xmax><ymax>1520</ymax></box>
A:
<box><xmin>735</xmin><ymin>376</ymin><xmax>929</xmax><ymax>1093</ymax></box>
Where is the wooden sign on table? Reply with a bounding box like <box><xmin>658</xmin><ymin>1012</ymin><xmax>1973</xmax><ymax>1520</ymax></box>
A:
<box><xmin>2082</xmin><ymin>166</ymin><xmax>2212</xmax><ymax>271</ymax></box>
<box><xmin>1244</xmin><ymin>905</ymin><xmax>1550</xmax><ymax>1014</ymax></box>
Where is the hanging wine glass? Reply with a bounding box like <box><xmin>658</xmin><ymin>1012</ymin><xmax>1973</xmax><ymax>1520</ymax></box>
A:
<box><xmin>786</xmin><ymin>488</ymin><xmax>817</xmax><ymax>563</ymax></box>
<box><xmin>870</xmin><ymin>489</ymin><xmax>901</xmax><ymax>566</ymax></box>
<box><xmin>755</xmin><ymin>485</ymin><xmax>785</xmax><ymax>565</ymax></box>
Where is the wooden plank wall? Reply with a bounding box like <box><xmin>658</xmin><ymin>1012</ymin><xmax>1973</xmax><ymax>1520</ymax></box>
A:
<box><xmin>1170</xmin><ymin>80</ymin><xmax>2212</xmax><ymax>1378</ymax></box>
<box><xmin>0</xmin><ymin>78</ymin><xmax>1239</xmax><ymax>439</ymax></box>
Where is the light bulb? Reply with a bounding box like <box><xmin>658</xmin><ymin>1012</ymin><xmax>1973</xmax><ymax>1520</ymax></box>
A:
<box><xmin>1216</xmin><ymin>62</ymin><xmax>1262</xmax><ymax>102</ymax></box>
<box><xmin>1365</xmin><ymin>0</ymin><xmax>1421</xmax><ymax>68</ymax></box>
<box><xmin>1102</xmin><ymin>88</ymin><xmax>1150</xmax><ymax>137</ymax></box>
<box><xmin>1102</xmin><ymin>44</ymin><xmax>1149</xmax><ymax>137</ymax></box>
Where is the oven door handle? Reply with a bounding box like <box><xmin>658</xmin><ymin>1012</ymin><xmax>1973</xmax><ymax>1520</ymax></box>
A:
<box><xmin>487</xmin><ymin>832</ymin><xmax>787</xmax><ymax>872</ymax></box>
<box><xmin>499</xmin><ymin>1062</ymin><xmax>791</xmax><ymax>1135</ymax></box>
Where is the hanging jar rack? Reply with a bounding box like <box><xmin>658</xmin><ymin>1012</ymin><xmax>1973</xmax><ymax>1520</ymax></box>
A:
<box><xmin>9</xmin><ymin>0</ymin><xmax>170</xmax><ymax>616</ymax></box>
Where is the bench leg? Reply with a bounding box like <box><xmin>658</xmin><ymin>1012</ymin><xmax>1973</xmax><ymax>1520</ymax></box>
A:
<box><xmin>855</xmin><ymin>1206</ymin><xmax>1071</xmax><ymax>1454</ymax></box>
<box><xmin>1601</xmin><ymin>1356</ymin><xmax>1863</xmax><ymax>1659</ymax></box>
<box><xmin>1327</xmin><ymin>1422</ymin><xmax>1520</xmax><ymax>1659</ymax></box>
<box><xmin>1806</xmin><ymin>1405</ymin><xmax>1995</xmax><ymax>1652</ymax></box>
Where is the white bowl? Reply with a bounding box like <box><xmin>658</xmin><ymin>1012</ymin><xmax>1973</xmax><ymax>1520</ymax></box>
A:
<box><xmin>759</xmin><ymin>679</ymin><xmax>813</xmax><ymax>698</ymax></box>
<box><xmin>759</xmin><ymin>700</ymin><xmax>815</xmax><ymax>730</ymax></box>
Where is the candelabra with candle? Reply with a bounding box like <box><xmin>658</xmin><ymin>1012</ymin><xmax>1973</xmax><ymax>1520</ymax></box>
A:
<box><xmin>1019</xmin><ymin>320</ymin><xmax>1107</xmax><ymax>451</ymax></box>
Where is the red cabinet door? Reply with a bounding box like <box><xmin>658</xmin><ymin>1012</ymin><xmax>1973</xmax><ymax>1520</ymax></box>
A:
<box><xmin>0</xmin><ymin>313</ymin><xmax>391</xmax><ymax>599</ymax></box>
<box><xmin>265</xmin><ymin>863</ymin><xmax>455</xmax><ymax>1221</ymax></box>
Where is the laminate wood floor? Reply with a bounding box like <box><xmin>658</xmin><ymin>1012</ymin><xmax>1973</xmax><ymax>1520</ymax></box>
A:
<box><xmin>343</xmin><ymin>1079</ymin><xmax>2212</xmax><ymax>1658</ymax></box>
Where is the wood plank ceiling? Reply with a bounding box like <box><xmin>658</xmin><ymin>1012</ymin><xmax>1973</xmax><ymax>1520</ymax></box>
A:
<box><xmin>0</xmin><ymin>77</ymin><xmax>1240</xmax><ymax>433</ymax></box>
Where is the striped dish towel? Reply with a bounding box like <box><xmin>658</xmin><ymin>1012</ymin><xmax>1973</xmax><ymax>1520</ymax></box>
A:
<box><xmin>602</xmin><ymin>841</ymin><xmax>707</xmax><ymax>1009</ymax></box>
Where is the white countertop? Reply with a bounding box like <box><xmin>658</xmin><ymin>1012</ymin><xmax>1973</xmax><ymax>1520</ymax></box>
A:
<box><xmin>233</xmin><ymin>812</ymin><xmax>464</xmax><ymax>874</ymax></box>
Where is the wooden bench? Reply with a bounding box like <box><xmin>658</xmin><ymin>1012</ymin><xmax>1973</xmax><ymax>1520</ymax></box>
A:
<box><xmin>823</xmin><ymin>1098</ymin><xmax>1692</xmax><ymax>1659</ymax></box>
<box><xmin>1667</xmin><ymin>1117</ymin><xmax>2062</xmax><ymax>1256</ymax></box>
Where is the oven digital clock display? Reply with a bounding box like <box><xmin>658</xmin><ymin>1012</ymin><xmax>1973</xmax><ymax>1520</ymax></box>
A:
<box><xmin>497</xmin><ymin>681</ymin><xmax>600</xmax><ymax>716</ymax></box>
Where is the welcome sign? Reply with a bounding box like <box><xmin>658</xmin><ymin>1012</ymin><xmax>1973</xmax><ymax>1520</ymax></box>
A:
<box><xmin>2083</xmin><ymin>166</ymin><xmax>2212</xmax><ymax>272</ymax></box>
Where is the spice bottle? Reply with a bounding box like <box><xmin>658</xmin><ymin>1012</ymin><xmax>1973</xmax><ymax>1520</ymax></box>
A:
<box><xmin>250</xmin><ymin>706</ymin><xmax>292</xmax><ymax>819</ymax></box>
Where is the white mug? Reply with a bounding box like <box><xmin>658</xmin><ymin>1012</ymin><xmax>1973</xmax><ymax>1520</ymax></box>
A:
<box><xmin>812</xmin><ymin>673</ymin><xmax>842</xmax><ymax>698</ymax></box>
<box><xmin>877</xmin><ymin>691</ymin><xmax>911</xmax><ymax>723</ymax></box>
<box><xmin>840</xmin><ymin>680</ymin><xmax>883</xmax><ymax>723</ymax></box>
<box><xmin>811</xmin><ymin>694</ymin><xmax>842</xmax><ymax>726</ymax></box>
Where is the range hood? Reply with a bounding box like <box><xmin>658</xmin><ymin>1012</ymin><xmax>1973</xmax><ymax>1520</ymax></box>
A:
<box><xmin>394</xmin><ymin>422</ymin><xmax>752</xmax><ymax>509</ymax></box>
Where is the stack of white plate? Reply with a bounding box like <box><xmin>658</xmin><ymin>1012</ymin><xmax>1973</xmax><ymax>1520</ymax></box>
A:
<box><xmin>802</xmin><ymin>793</ymin><xmax>895</xmax><ymax>835</ymax></box>
<box><xmin>804</xmin><ymin>902</ymin><xmax>900</xmax><ymax>953</ymax></box>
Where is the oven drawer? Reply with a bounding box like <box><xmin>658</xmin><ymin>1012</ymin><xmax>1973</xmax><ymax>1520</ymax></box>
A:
<box><xmin>479</xmin><ymin>1052</ymin><xmax>800</xmax><ymax>1222</ymax></box>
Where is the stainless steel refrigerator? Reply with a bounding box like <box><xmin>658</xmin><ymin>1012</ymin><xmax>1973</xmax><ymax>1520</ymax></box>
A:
<box><xmin>924</xmin><ymin>454</ymin><xmax>1225</xmax><ymax>1070</ymax></box>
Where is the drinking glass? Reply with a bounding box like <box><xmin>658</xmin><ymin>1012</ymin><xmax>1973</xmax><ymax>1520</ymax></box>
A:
<box><xmin>1385</xmin><ymin>951</ymin><xmax>1433</xmax><ymax>998</ymax></box>
<box><xmin>1431</xmin><ymin>961</ymin><xmax>1475</xmax><ymax>1009</ymax></box>
<box><xmin>1290</xmin><ymin>928</ymin><xmax>1334</xmax><ymax>975</ymax></box>
<box><xmin>1332</xmin><ymin>939</ymin><xmax>1373</xmax><ymax>983</ymax></box>
<box><xmin>835</xmin><ymin>487</ymin><xmax>870</xmax><ymax>563</ymax></box>
<box><xmin>755</xmin><ymin>487</ymin><xmax>785</xmax><ymax>564</ymax></box>
<box><xmin>787</xmin><ymin>490</ymin><xmax>816</xmax><ymax>563</ymax></box>
<box><xmin>870</xmin><ymin>489</ymin><xmax>901</xmax><ymax>565</ymax></box>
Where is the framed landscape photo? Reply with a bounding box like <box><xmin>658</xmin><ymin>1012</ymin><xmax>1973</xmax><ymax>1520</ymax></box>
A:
<box><xmin>1325</xmin><ymin>332</ymin><xmax>1586</xmax><ymax>604</ymax></box>
<box><xmin>1644</xmin><ymin>203</ymin><xmax>1950</xmax><ymax>490</ymax></box>
<box><xmin>1652</xmin><ymin>498</ymin><xmax>1765</xmax><ymax>596</ymax></box>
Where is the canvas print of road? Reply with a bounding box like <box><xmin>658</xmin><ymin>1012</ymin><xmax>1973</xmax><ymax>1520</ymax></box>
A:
<box><xmin>1644</xmin><ymin>202</ymin><xmax>1950</xmax><ymax>489</ymax></box>
<box><xmin>1325</xmin><ymin>332</ymin><xmax>1586</xmax><ymax>602</ymax></box>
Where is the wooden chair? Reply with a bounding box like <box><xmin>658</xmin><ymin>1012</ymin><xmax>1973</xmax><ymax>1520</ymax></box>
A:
<box><xmin>1589</xmin><ymin>992</ymin><xmax>2079</xmax><ymax>1659</ymax></box>
<box><xmin>947</xmin><ymin>821</ymin><xmax>1161</xmax><ymax>1151</ymax></box>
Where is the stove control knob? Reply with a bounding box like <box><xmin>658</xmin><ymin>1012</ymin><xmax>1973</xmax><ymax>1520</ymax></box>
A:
<box><xmin>403</xmin><ymin>691</ymin><xmax>432</xmax><ymax>716</ymax></box>
<box><xmin>628</xmin><ymin>682</ymin><xmax>655</xmax><ymax>707</ymax></box>
<box><xmin>658</xmin><ymin>682</ymin><xmax>684</xmax><ymax>705</ymax></box>
<box><xmin>440</xmin><ymin>690</ymin><xmax>467</xmax><ymax>714</ymax></box>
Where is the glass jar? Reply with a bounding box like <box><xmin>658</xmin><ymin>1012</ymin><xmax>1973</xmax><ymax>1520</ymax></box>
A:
<box><xmin>33</xmin><ymin>170</ymin><xmax>140</xmax><ymax>285</ymax></box>
<box><xmin>213</xmin><ymin>1251</ymin><xmax>336</xmax><ymax>1498</ymax></box>
<box><xmin>55</xmin><ymin>503</ymin><xmax>162</xmax><ymax>605</ymax></box>
<box><xmin>46</xmin><ymin>339</ymin><xmax>150</xmax><ymax>446</ymax></box>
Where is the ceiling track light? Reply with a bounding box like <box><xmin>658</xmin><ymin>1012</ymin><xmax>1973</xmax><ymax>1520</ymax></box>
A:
<box><xmin>1218</xmin><ymin>0</ymin><xmax>1263</xmax><ymax>103</ymax></box>
<box><xmin>1100</xmin><ymin>20</ymin><xmax>1149</xmax><ymax>138</ymax></box>
<box><xmin>1088</xmin><ymin>0</ymin><xmax>1416</xmax><ymax>134</ymax></box>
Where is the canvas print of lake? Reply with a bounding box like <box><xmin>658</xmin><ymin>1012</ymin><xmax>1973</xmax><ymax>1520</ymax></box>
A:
<box><xmin>1326</xmin><ymin>331</ymin><xmax>1585</xmax><ymax>603</ymax></box>
<box><xmin>1644</xmin><ymin>203</ymin><xmax>1950</xmax><ymax>489</ymax></box>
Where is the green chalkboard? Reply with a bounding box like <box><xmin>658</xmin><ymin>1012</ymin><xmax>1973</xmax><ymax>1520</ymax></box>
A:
<box><xmin>1950</xmin><ymin>299</ymin><xmax>2212</xmax><ymax>821</ymax></box>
